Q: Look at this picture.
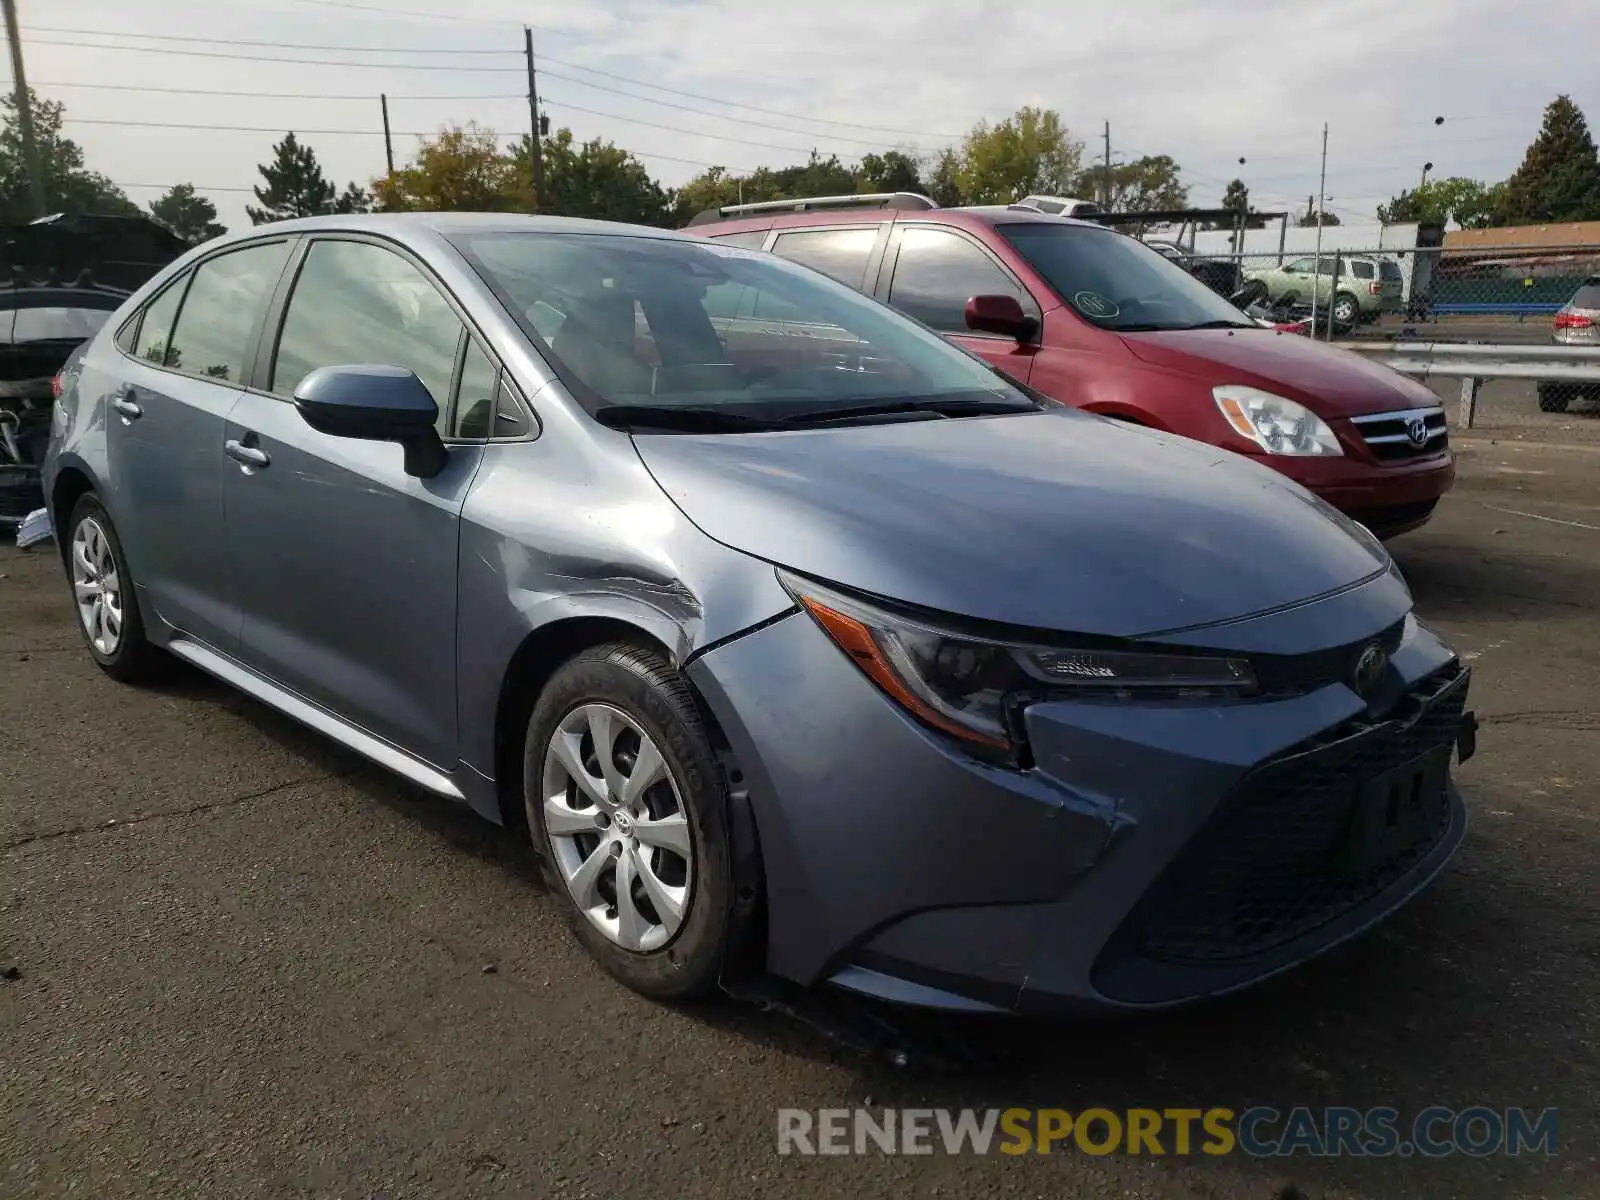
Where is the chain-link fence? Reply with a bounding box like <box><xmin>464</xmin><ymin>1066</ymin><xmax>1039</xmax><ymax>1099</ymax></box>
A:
<box><xmin>1157</xmin><ymin>242</ymin><xmax>1600</xmax><ymax>346</ymax></box>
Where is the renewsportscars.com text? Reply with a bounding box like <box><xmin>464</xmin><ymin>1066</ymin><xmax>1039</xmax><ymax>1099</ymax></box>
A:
<box><xmin>777</xmin><ymin>1106</ymin><xmax>1559</xmax><ymax>1158</ymax></box>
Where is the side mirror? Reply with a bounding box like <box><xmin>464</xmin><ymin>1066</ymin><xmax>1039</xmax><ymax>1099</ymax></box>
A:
<box><xmin>293</xmin><ymin>364</ymin><xmax>447</xmax><ymax>479</ymax></box>
<box><xmin>964</xmin><ymin>294</ymin><xmax>1039</xmax><ymax>343</ymax></box>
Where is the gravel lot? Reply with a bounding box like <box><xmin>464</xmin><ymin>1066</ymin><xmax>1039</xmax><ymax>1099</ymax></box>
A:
<box><xmin>2</xmin><ymin>386</ymin><xmax>1596</xmax><ymax>1200</ymax></box>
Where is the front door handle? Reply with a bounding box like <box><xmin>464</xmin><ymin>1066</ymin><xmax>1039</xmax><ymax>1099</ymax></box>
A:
<box><xmin>112</xmin><ymin>393</ymin><xmax>142</xmax><ymax>420</ymax></box>
<box><xmin>224</xmin><ymin>439</ymin><xmax>270</xmax><ymax>469</ymax></box>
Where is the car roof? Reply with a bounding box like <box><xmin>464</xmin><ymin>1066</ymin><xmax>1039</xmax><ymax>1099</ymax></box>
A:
<box><xmin>203</xmin><ymin>211</ymin><xmax>697</xmax><ymax>249</ymax></box>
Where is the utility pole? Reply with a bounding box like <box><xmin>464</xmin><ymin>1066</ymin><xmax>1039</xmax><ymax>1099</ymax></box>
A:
<box><xmin>524</xmin><ymin>26</ymin><xmax>545</xmax><ymax>212</ymax></box>
<box><xmin>1101</xmin><ymin>122</ymin><xmax>1111</xmax><ymax>208</ymax></box>
<box><xmin>1309</xmin><ymin>123</ymin><xmax>1328</xmax><ymax>333</ymax></box>
<box><xmin>380</xmin><ymin>93</ymin><xmax>395</xmax><ymax>175</ymax></box>
<box><xmin>3</xmin><ymin>0</ymin><xmax>49</xmax><ymax>220</ymax></box>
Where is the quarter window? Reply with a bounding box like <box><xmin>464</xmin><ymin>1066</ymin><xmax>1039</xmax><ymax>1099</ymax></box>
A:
<box><xmin>888</xmin><ymin>227</ymin><xmax>1033</xmax><ymax>334</ymax></box>
<box><xmin>272</xmin><ymin>239</ymin><xmax>465</xmax><ymax>436</ymax></box>
<box><xmin>454</xmin><ymin>338</ymin><xmax>498</xmax><ymax>440</ymax></box>
<box><xmin>165</xmin><ymin>241</ymin><xmax>292</xmax><ymax>383</ymax></box>
<box><xmin>770</xmin><ymin>227</ymin><xmax>879</xmax><ymax>289</ymax></box>
<box><xmin>134</xmin><ymin>277</ymin><xmax>187</xmax><ymax>367</ymax></box>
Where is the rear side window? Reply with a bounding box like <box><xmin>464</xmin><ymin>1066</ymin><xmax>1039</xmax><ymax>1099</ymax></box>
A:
<box><xmin>770</xmin><ymin>228</ymin><xmax>878</xmax><ymax>289</ymax></box>
<box><xmin>166</xmin><ymin>241</ymin><xmax>292</xmax><ymax>383</ymax></box>
<box><xmin>1350</xmin><ymin>261</ymin><xmax>1375</xmax><ymax>279</ymax></box>
<box><xmin>10</xmin><ymin>306</ymin><xmax>116</xmax><ymax>343</ymax></box>
<box><xmin>134</xmin><ymin>277</ymin><xmax>188</xmax><ymax>366</ymax></box>
<box><xmin>888</xmin><ymin>227</ymin><xmax>1034</xmax><ymax>334</ymax></box>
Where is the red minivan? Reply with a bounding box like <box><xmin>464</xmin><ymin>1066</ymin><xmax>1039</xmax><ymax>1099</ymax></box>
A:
<box><xmin>685</xmin><ymin>194</ymin><xmax>1454</xmax><ymax>538</ymax></box>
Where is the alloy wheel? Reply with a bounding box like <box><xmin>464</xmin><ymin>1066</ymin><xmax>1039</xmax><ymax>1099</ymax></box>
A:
<box><xmin>541</xmin><ymin>702</ymin><xmax>693</xmax><ymax>953</ymax></box>
<box><xmin>71</xmin><ymin>516</ymin><xmax>123</xmax><ymax>656</ymax></box>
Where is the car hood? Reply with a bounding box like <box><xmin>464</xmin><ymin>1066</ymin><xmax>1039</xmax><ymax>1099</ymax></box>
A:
<box><xmin>631</xmin><ymin>407</ymin><xmax>1390</xmax><ymax>639</ymax></box>
<box><xmin>1117</xmin><ymin>328</ymin><xmax>1442</xmax><ymax>418</ymax></box>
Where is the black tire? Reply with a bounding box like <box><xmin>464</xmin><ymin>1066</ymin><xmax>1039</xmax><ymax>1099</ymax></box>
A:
<box><xmin>1537</xmin><ymin>382</ymin><xmax>1574</xmax><ymax>414</ymax></box>
<box><xmin>523</xmin><ymin>641</ymin><xmax>735</xmax><ymax>1000</ymax></box>
<box><xmin>63</xmin><ymin>493</ymin><xmax>166</xmax><ymax>684</ymax></box>
<box><xmin>1331</xmin><ymin>291</ymin><xmax>1360</xmax><ymax>334</ymax></box>
<box><xmin>1274</xmin><ymin>292</ymin><xmax>1299</xmax><ymax>320</ymax></box>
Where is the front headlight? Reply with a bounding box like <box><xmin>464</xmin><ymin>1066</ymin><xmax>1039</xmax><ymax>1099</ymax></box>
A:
<box><xmin>1214</xmin><ymin>385</ymin><xmax>1343</xmax><ymax>456</ymax></box>
<box><xmin>781</xmin><ymin>573</ymin><xmax>1258</xmax><ymax>755</ymax></box>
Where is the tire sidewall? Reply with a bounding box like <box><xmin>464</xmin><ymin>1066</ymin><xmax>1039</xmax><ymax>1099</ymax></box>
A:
<box><xmin>65</xmin><ymin>494</ymin><xmax>151</xmax><ymax>679</ymax></box>
<box><xmin>523</xmin><ymin>645</ymin><xmax>733</xmax><ymax>998</ymax></box>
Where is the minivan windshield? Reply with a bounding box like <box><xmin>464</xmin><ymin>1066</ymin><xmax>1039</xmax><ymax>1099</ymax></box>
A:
<box><xmin>996</xmin><ymin>223</ymin><xmax>1256</xmax><ymax>332</ymax></box>
<box><xmin>449</xmin><ymin>231</ymin><xmax>1040</xmax><ymax>426</ymax></box>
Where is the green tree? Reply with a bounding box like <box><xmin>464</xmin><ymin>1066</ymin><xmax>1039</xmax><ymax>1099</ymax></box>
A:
<box><xmin>856</xmin><ymin>150</ymin><xmax>924</xmax><ymax>194</ymax></box>
<box><xmin>0</xmin><ymin>90</ymin><xmax>140</xmax><ymax>220</ymax></box>
<box><xmin>1298</xmin><ymin>197</ymin><xmax>1342</xmax><ymax>226</ymax></box>
<box><xmin>148</xmin><ymin>183</ymin><xmax>227</xmax><ymax>243</ymax></box>
<box><xmin>510</xmin><ymin>128</ymin><xmax>668</xmax><ymax>224</ymax></box>
<box><xmin>248</xmin><ymin>132</ymin><xmax>367</xmax><ymax>223</ymax></box>
<box><xmin>1494</xmin><ymin>95</ymin><xmax>1600</xmax><ymax>224</ymax></box>
<box><xmin>953</xmin><ymin>107</ymin><xmax>1082</xmax><ymax>204</ymax></box>
<box><xmin>1074</xmin><ymin>154</ymin><xmax>1188</xmax><ymax>213</ymax></box>
<box><xmin>668</xmin><ymin>165</ymin><xmax>747</xmax><ymax>225</ymax></box>
<box><xmin>1376</xmin><ymin>177</ymin><xmax>1498</xmax><ymax>228</ymax></box>
<box><xmin>372</xmin><ymin>123</ymin><xmax>525</xmax><ymax>212</ymax></box>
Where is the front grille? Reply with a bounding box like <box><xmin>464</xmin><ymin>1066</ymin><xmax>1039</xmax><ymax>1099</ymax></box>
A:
<box><xmin>1348</xmin><ymin>405</ymin><xmax>1449</xmax><ymax>462</ymax></box>
<box><xmin>1118</xmin><ymin>665</ymin><xmax>1468</xmax><ymax>965</ymax></box>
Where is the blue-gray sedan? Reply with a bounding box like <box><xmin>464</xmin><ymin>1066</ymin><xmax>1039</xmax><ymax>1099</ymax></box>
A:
<box><xmin>42</xmin><ymin>213</ymin><xmax>1478</xmax><ymax>1014</ymax></box>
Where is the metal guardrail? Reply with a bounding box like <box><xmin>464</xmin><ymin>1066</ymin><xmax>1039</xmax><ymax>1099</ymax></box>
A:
<box><xmin>1336</xmin><ymin>341</ymin><xmax>1600</xmax><ymax>428</ymax></box>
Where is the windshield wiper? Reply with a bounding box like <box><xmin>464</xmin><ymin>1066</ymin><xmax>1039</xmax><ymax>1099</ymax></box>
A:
<box><xmin>778</xmin><ymin>396</ymin><xmax>1037</xmax><ymax>426</ymax></box>
<box><xmin>592</xmin><ymin>404</ymin><xmax>791</xmax><ymax>433</ymax></box>
<box><xmin>1174</xmin><ymin>319</ymin><xmax>1258</xmax><ymax>330</ymax></box>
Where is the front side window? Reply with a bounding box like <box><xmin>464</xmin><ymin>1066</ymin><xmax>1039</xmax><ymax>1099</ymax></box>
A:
<box><xmin>166</xmin><ymin>241</ymin><xmax>292</xmax><ymax>382</ymax></box>
<box><xmin>1285</xmin><ymin>258</ymin><xmax>1314</xmax><ymax>275</ymax></box>
<box><xmin>997</xmin><ymin>223</ymin><xmax>1257</xmax><ymax>332</ymax></box>
<box><xmin>887</xmin><ymin>228</ymin><xmax>1034</xmax><ymax>333</ymax></box>
<box><xmin>449</xmin><ymin>231</ymin><xmax>1040</xmax><ymax>422</ymax></box>
<box><xmin>272</xmin><ymin>239</ymin><xmax>465</xmax><ymax>435</ymax></box>
<box><xmin>770</xmin><ymin>228</ymin><xmax>879</xmax><ymax>289</ymax></box>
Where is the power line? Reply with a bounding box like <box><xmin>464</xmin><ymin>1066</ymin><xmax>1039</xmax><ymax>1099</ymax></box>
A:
<box><xmin>23</xmin><ymin>24</ymin><xmax>520</xmax><ymax>55</ymax></box>
<box><xmin>33</xmin><ymin>80</ymin><xmax>525</xmax><ymax>101</ymax></box>
<box><xmin>23</xmin><ymin>27</ymin><xmax>960</xmax><ymax>142</ymax></box>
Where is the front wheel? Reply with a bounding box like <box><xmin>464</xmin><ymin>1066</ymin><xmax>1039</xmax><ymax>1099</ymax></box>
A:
<box><xmin>64</xmin><ymin>494</ymin><xmax>165</xmax><ymax>683</ymax></box>
<box><xmin>1330</xmin><ymin>292</ymin><xmax>1360</xmax><ymax>332</ymax></box>
<box><xmin>524</xmin><ymin>642</ymin><xmax>736</xmax><ymax>1000</ymax></box>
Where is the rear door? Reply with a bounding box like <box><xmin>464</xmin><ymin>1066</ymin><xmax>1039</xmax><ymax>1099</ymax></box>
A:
<box><xmin>875</xmin><ymin>224</ymin><xmax>1041</xmax><ymax>384</ymax></box>
<box><xmin>103</xmin><ymin>238</ymin><xmax>295</xmax><ymax>651</ymax></box>
<box><xmin>221</xmin><ymin>234</ymin><xmax>491</xmax><ymax>769</ymax></box>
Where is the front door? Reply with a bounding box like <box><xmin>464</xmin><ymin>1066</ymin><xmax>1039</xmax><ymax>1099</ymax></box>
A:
<box><xmin>104</xmin><ymin>238</ymin><xmax>295</xmax><ymax>651</ymax></box>
<box><xmin>222</xmin><ymin>236</ymin><xmax>494</xmax><ymax>769</ymax></box>
<box><xmin>879</xmin><ymin>225</ymin><xmax>1040</xmax><ymax>385</ymax></box>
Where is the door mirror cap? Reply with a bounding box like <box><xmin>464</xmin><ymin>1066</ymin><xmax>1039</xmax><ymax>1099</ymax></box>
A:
<box><xmin>964</xmin><ymin>294</ymin><xmax>1039</xmax><ymax>342</ymax></box>
<box><xmin>293</xmin><ymin>364</ymin><xmax>446</xmax><ymax>478</ymax></box>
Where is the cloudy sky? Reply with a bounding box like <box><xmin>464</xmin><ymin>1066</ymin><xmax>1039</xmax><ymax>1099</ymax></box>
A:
<box><xmin>12</xmin><ymin>0</ymin><xmax>1599</xmax><ymax>233</ymax></box>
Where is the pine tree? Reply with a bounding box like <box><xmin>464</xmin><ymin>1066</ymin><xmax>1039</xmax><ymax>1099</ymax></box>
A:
<box><xmin>1496</xmin><ymin>96</ymin><xmax>1600</xmax><ymax>225</ymax></box>
<box><xmin>149</xmin><ymin>183</ymin><xmax>227</xmax><ymax>243</ymax></box>
<box><xmin>247</xmin><ymin>133</ymin><xmax>363</xmax><ymax>224</ymax></box>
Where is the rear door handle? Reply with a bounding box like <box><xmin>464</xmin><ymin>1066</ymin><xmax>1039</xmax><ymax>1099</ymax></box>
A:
<box><xmin>224</xmin><ymin>439</ymin><xmax>270</xmax><ymax>469</ymax></box>
<box><xmin>112</xmin><ymin>393</ymin><xmax>142</xmax><ymax>420</ymax></box>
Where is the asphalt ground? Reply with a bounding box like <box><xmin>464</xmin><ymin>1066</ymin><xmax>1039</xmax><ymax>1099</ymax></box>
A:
<box><xmin>2</xmin><ymin>384</ymin><xmax>1596</xmax><ymax>1199</ymax></box>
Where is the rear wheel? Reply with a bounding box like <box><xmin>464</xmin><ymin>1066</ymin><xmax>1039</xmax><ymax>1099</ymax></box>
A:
<box><xmin>524</xmin><ymin>642</ymin><xmax>735</xmax><ymax>1000</ymax></box>
<box><xmin>65</xmin><ymin>494</ymin><xmax>164</xmax><ymax>683</ymax></box>
<box><xmin>1330</xmin><ymin>291</ymin><xmax>1360</xmax><ymax>332</ymax></box>
<box><xmin>1537</xmin><ymin>382</ymin><xmax>1574</xmax><ymax>413</ymax></box>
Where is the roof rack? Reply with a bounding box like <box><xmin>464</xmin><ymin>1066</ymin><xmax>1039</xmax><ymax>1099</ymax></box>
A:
<box><xmin>685</xmin><ymin>191</ymin><xmax>938</xmax><ymax>228</ymax></box>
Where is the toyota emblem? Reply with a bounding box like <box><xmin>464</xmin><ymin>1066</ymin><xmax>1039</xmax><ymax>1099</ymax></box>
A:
<box><xmin>1353</xmin><ymin>643</ymin><xmax>1388</xmax><ymax>696</ymax></box>
<box><xmin>1406</xmin><ymin>417</ymin><xmax>1430</xmax><ymax>447</ymax></box>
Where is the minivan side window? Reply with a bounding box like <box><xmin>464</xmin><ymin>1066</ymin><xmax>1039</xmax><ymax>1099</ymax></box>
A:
<box><xmin>770</xmin><ymin>228</ymin><xmax>879</xmax><ymax>289</ymax></box>
<box><xmin>271</xmin><ymin>239</ymin><xmax>465</xmax><ymax>436</ymax></box>
<box><xmin>133</xmin><ymin>277</ymin><xmax>189</xmax><ymax>367</ymax></box>
<box><xmin>164</xmin><ymin>241</ymin><xmax>292</xmax><ymax>383</ymax></box>
<box><xmin>709</xmin><ymin>230</ymin><xmax>768</xmax><ymax>249</ymax></box>
<box><xmin>887</xmin><ymin>227</ymin><xmax>1034</xmax><ymax>334</ymax></box>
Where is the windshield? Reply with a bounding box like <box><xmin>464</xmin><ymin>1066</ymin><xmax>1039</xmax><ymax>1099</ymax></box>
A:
<box><xmin>449</xmin><ymin>231</ymin><xmax>1034</xmax><ymax>421</ymax></box>
<box><xmin>996</xmin><ymin>223</ymin><xmax>1255</xmax><ymax>331</ymax></box>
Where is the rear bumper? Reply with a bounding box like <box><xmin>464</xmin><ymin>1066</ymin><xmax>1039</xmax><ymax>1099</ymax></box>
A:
<box><xmin>688</xmin><ymin>589</ymin><xmax>1472</xmax><ymax>1016</ymax></box>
